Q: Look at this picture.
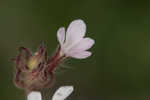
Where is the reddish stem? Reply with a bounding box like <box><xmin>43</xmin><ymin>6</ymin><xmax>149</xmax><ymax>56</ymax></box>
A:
<box><xmin>46</xmin><ymin>45</ymin><xmax>65</xmax><ymax>73</ymax></box>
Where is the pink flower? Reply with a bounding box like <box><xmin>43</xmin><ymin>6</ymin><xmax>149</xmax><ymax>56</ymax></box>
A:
<box><xmin>57</xmin><ymin>19</ymin><xmax>95</xmax><ymax>59</ymax></box>
<box><xmin>27</xmin><ymin>86</ymin><xmax>74</xmax><ymax>100</ymax></box>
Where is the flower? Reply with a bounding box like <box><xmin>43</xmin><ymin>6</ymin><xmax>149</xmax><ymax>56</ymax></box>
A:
<box><xmin>13</xmin><ymin>19</ymin><xmax>94</xmax><ymax>94</ymax></box>
<box><xmin>27</xmin><ymin>86</ymin><xmax>74</xmax><ymax>100</ymax></box>
<box><xmin>57</xmin><ymin>19</ymin><xmax>95</xmax><ymax>59</ymax></box>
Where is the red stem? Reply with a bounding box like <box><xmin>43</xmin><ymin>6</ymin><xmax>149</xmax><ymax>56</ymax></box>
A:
<box><xmin>46</xmin><ymin>45</ymin><xmax>65</xmax><ymax>73</ymax></box>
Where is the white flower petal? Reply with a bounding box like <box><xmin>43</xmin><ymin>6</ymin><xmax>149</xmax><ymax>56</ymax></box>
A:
<box><xmin>70</xmin><ymin>37</ymin><xmax>95</xmax><ymax>52</ymax></box>
<box><xmin>57</xmin><ymin>27</ymin><xmax>65</xmax><ymax>46</ymax></box>
<box><xmin>27</xmin><ymin>91</ymin><xmax>42</xmax><ymax>100</ymax></box>
<box><xmin>52</xmin><ymin>86</ymin><xmax>74</xmax><ymax>100</ymax></box>
<box><xmin>65</xmin><ymin>19</ymin><xmax>86</xmax><ymax>46</ymax></box>
<box><xmin>68</xmin><ymin>51</ymin><xmax>92</xmax><ymax>59</ymax></box>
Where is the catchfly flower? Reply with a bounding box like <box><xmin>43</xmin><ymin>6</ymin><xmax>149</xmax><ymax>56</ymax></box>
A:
<box><xmin>27</xmin><ymin>86</ymin><xmax>74</xmax><ymax>100</ymax></box>
<box><xmin>57</xmin><ymin>19</ymin><xmax>95</xmax><ymax>59</ymax></box>
<box><xmin>12</xmin><ymin>19</ymin><xmax>94</xmax><ymax>100</ymax></box>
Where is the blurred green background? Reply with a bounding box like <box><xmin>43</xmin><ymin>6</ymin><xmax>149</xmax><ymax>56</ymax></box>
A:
<box><xmin>1</xmin><ymin>0</ymin><xmax>150</xmax><ymax>100</ymax></box>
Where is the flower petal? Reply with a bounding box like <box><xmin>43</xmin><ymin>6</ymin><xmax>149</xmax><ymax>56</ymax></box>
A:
<box><xmin>57</xmin><ymin>27</ymin><xmax>65</xmax><ymax>46</ymax></box>
<box><xmin>68</xmin><ymin>51</ymin><xmax>92</xmax><ymax>59</ymax></box>
<box><xmin>27</xmin><ymin>91</ymin><xmax>42</xmax><ymax>100</ymax></box>
<box><xmin>65</xmin><ymin>19</ymin><xmax>86</xmax><ymax>46</ymax></box>
<box><xmin>52</xmin><ymin>86</ymin><xmax>74</xmax><ymax>100</ymax></box>
<box><xmin>70</xmin><ymin>37</ymin><xmax>95</xmax><ymax>52</ymax></box>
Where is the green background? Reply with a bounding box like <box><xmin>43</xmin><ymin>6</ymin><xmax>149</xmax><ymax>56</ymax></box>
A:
<box><xmin>1</xmin><ymin>0</ymin><xmax>150</xmax><ymax>100</ymax></box>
